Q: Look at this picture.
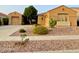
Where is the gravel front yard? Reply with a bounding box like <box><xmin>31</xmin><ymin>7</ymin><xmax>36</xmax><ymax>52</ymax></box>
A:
<box><xmin>10</xmin><ymin>27</ymin><xmax>79</xmax><ymax>36</ymax></box>
<box><xmin>0</xmin><ymin>40</ymin><xmax>79</xmax><ymax>53</ymax></box>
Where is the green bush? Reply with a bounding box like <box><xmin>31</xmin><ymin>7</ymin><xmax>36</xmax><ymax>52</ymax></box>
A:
<box><xmin>33</xmin><ymin>26</ymin><xmax>48</xmax><ymax>35</ymax></box>
<box><xmin>19</xmin><ymin>29</ymin><xmax>26</xmax><ymax>33</ymax></box>
<box><xmin>49</xmin><ymin>18</ymin><xmax>57</xmax><ymax>28</ymax></box>
<box><xmin>3</xmin><ymin>18</ymin><xmax>9</xmax><ymax>25</ymax></box>
<box><xmin>34</xmin><ymin>24</ymin><xmax>40</xmax><ymax>27</ymax></box>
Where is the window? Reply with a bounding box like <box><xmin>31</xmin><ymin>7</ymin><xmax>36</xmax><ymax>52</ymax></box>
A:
<box><xmin>58</xmin><ymin>15</ymin><xmax>69</xmax><ymax>22</ymax></box>
<box><xmin>58</xmin><ymin>12</ymin><xmax>68</xmax><ymax>22</ymax></box>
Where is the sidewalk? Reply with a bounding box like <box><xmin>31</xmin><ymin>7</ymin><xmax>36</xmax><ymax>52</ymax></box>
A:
<box><xmin>0</xmin><ymin>35</ymin><xmax>79</xmax><ymax>41</ymax></box>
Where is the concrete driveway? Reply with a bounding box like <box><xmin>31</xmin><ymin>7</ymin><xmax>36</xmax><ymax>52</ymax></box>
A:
<box><xmin>0</xmin><ymin>25</ymin><xmax>33</xmax><ymax>36</ymax></box>
<box><xmin>0</xmin><ymin>25</ymin><xmax>33</xmax><ymax>41</ymax></box>
<box><xmin>0</xmin><ymin>25</ymin><xmax>79</xmax><ymax>41</ymax></box>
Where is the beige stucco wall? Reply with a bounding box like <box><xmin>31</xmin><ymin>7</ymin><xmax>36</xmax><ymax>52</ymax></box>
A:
<box><xmin>38</xmin><ymin>5</ymin><xmax>77</xmax><ymax>27</ymax></box>
<box><xmin>8</xmin><ymin>12</ymin><xmax>22</xmax><ymax>25</ymax></box>
<box><xmin>38</xmin><ymin>15</ymin><xmax>44</xmax><ymax>25</ymax></box>
<box><xmin>49</xmin><ymin>6</ymin><xmax>77</xmax><ymax>27</ymax></box>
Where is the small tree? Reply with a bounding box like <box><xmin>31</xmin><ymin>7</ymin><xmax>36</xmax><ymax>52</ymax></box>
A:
<box><xmin>49</xmin><ymin>18</ymin><xmax>57</xmax><ymax>28</ymax></box>
<box><xmin>19</xmin><ymin>29</ymin><xmax>26</xmax><ymax>41</ymax></box>
<box><xmin>19</xmin><ymin>29</ymin><xmax>29</xmax><ymax>44</ymax></box>
<box><xmin>23</xmin><ymin>6</ymin><xmax>37</xmax><ymax>24</ymax></box>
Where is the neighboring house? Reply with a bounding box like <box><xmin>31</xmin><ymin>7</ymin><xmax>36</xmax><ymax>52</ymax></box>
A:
<box><xmin>38</xmin><ymin>5</ymin><xmax>79</xmax><ymax>27</ymax></box>
<box><xmin>8</xmin><ymin>11</ymin><xmax>22</xmax><ymax>25</ymax></box>
<box><xmin>0</xmin><ymin>13</ymin><xmax>8</xmax><ymax>25</ymax></box>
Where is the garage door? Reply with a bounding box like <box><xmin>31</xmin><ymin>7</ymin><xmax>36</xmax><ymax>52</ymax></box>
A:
<box><xmin>11</xmin><ymin>18</ymin><xmax>20</xmax><ymax>25</ymax></box>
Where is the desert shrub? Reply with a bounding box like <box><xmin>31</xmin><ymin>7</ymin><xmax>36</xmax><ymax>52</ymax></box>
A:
<box><xmin>49</xmin><ymin>18</ymin><xmax>57</xmax><ymax>28</ymax></box>
<box><xmin>3</xmin><ymin>18</ymin><xmax>9</xmax><ymax>25</ymax></box>
<box><xmin>33</xmin><ymin>26</ymin><xmax>48</xmax><ymax>35</ymax></box>
<box><xmin>34</xmin><ymin>24</ymin><xmax>40</xmax><ymax>27</ymax></box>
<box><xmin>19</xmin><ymin>29</ymin><xmax>26</xmax><ymax>33</ymax></box>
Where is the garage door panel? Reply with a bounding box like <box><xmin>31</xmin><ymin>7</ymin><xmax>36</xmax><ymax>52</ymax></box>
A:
<box><xmin>11</xmin><ymin>18</ymin><xmax>20</xmax><ymax>25</ymax></box>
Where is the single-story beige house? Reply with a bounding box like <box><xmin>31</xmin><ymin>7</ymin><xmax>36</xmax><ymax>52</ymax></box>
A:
<box><xmin>8</xmin><ymin>11</ymin><xmax>22</xmax><ymax>25</ymax></box>
<box><xmin>38</xmin><ymin>5</ymin><xmax>79</xmax><ymax>27</ymax></box>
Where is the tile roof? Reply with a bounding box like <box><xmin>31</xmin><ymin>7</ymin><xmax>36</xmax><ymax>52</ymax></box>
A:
<box><xmin>8</xmin><ymin>11</ymin><xmax>22</xmax><ymax>15</ymax></box>
<box><xmin>72</xmin><ymin>8</ymin><xmax>79</xmax><ymax>12</ymax></box>
<box><xmin>0</xmin><ymin>13</ymin><xmax>7</xmax><ymax>17</ymax></box>
<box><xmin>38</xmin><ymin>5</ymin><xmax>79</xmax><ymax>16</ymax></box>
<box><xmin>38</xmin><ymin>12</ymin><xmax>46</xmax><ymax>16</ymax></box>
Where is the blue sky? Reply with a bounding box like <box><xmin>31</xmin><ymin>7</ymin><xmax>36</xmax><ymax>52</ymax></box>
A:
<box><xmin>0</xmin><ymin>5</ymin><xmax>79</xmax><ymax>14</ymax></box>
